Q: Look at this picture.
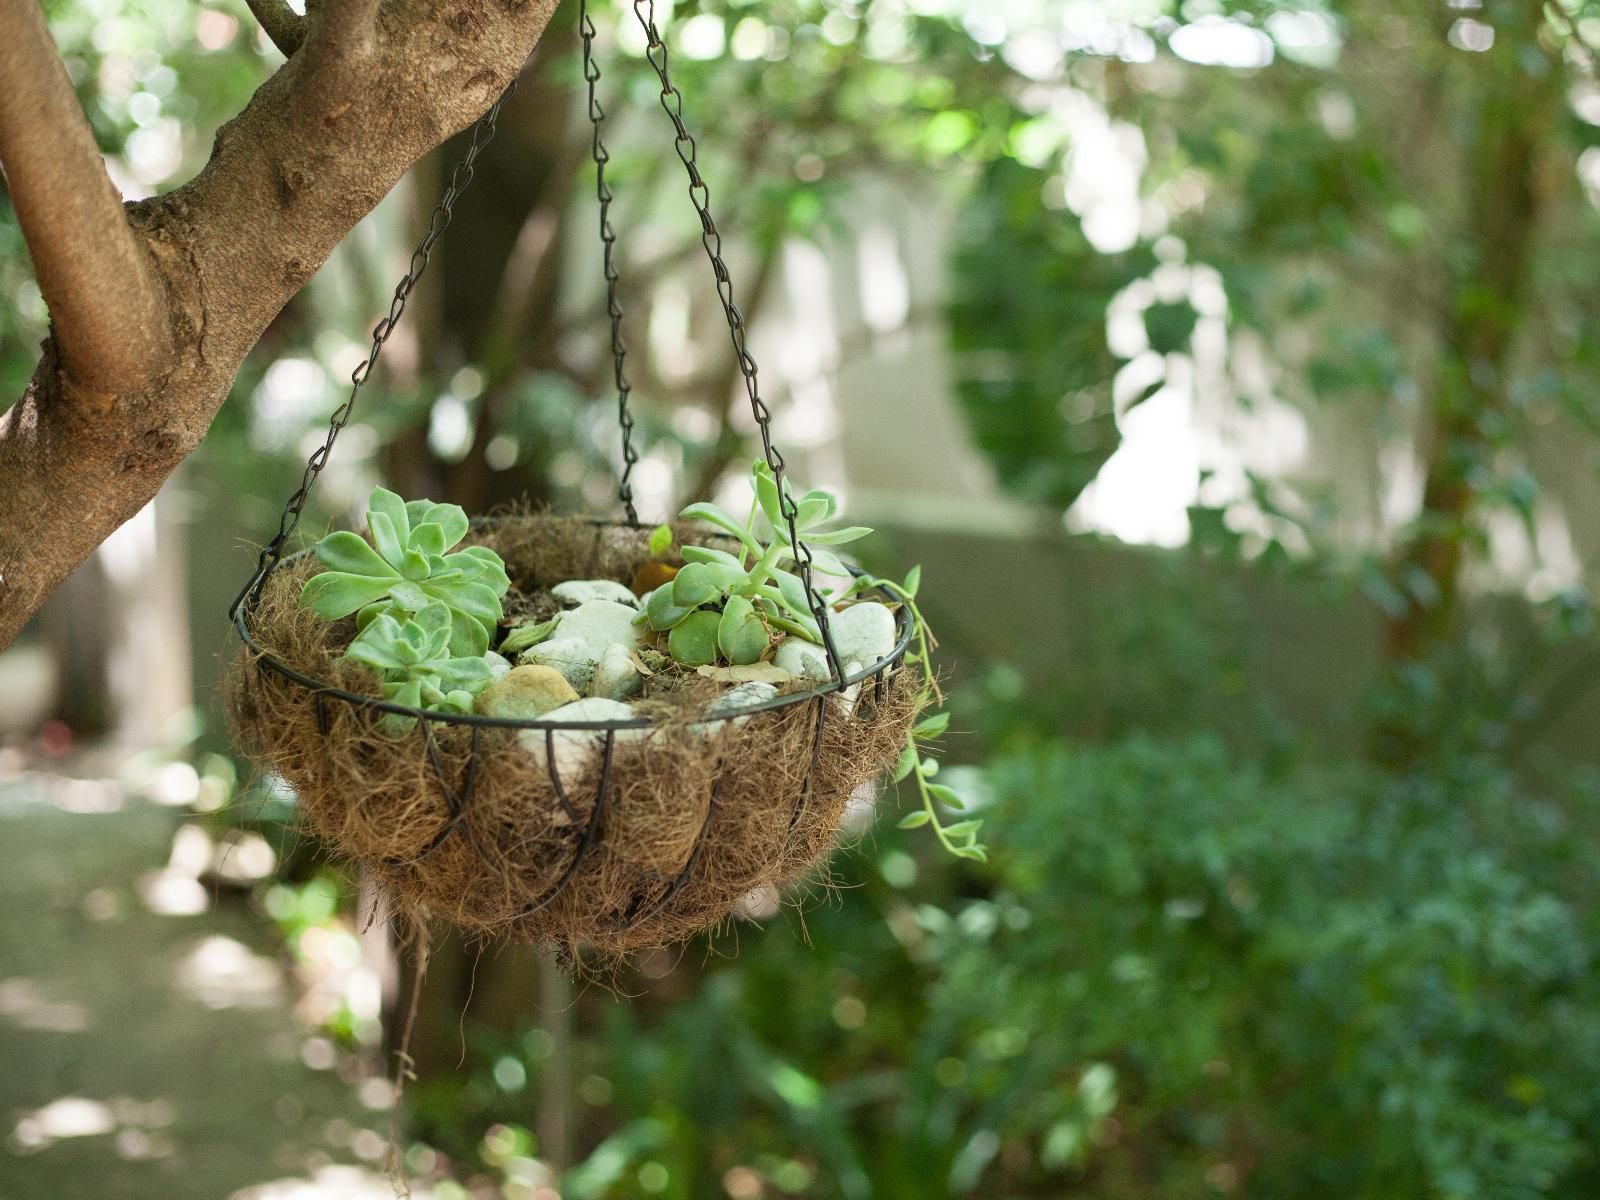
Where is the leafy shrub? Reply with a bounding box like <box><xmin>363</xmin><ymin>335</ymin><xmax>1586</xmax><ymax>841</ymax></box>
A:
<box><xmin>919</xmin><ymin>737</ymin><xmax>1600</xmax><ymax>1198</ymax></box>
<box><xmin>450</xmin><ymin>737</ymin><xmax>1600</xmax><ymax>1200</ymax></box>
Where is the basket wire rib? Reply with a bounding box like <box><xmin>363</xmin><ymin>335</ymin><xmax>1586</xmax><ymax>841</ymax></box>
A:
<box><xmin>231</xmin><ymin>0</ymin><xmax>913</xmax><ymax>930</ymax></box>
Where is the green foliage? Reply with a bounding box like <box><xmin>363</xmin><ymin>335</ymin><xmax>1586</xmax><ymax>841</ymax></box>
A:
<box><xmin>647</xmin><ymin>460</ymin><xmax>871</xmax><ymax>663</ymax></box>
<box><xmin>414</xmin><ymin>736</ymin><xmax>1600</xmax><ymax>1200</ymax></box>
<box><xmin>913</xmin><ymin>737</ymin><xmax>1600</xmax><ymax>1198</ymax></box>
<box><xmin>300</xmin><ymin>486</ymin><xmax>510</xmax><ymax>657</ymax></box>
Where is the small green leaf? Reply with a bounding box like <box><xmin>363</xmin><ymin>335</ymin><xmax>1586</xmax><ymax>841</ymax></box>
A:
<box><xmin>941</xmin><ymin>819</ymin><xmax>982</xmax><ymax>838</ymax></box>
<box><xmin>897</xmin><ymin>810</ymin><xmax>931</xmax><ymax>829</ymax></box>
<box><xmin>668</xmin><ymin>610</ymin><xmax>722</xmax><ymax>666</ymax></box>
<box><xmin>953</xmin><ymin>845</ymin><xmax>988</xmax><ymax>863</ymax></box>
<box><xmin>766</xmin><ymin>610</ymin><xmax>822</xmax><ymax>643</ymax></box>
<box><xmin>804</xmin><ymin>526</ymin><xmax>873</xmax><ymax>546</ymax></box>
<box><xmin>928</xmin><ymin>783</ymin><xmax>964</xmax><ymax>810</ymax></box>
<box><xmin>355</xmin><ymin>600</ymin><xmax>397</xmax><ymax>631</ymax></box>
<box><xmin>649</xmin><ymin>523</ymin><xmax>674</xmax><ymax>556</ymax></box>
<box><xmin>412</xmin><ymin>602</ymin><xmax>453</xmax><ymax>659</ymax></box>
<box><xmin>301</xmin><ymin>571</ymin><xmax>398</xmax><ymax>620</ymax></box>
<box><xmin>795</xmin><ymin>489</ymin><xmax>837</xmax><ymax>529</ymax></box>
<box><xmin>346</xmin><ymin>638</ymin><xmax>403</xmax><ymax>673</ymax></box>
<box><xmin>903</xmin><ymin>564</ymin><xmax>922</xmax><ymax>597</ymax></box>
<box><xmin>680</xmin><ymin>502</ymin><xmax>760</xmax><ymax>552</ymax></box>
<box><xmin>680</xmin><ymin>544</ymin><xmax>744</xmax><ymax>570</ymax></box>
<box><xmin>313</xmin><ymin>531</ymin><xmax>398</xmax><ymax>579</ymax></box>
<box><xmin>892</xmin><ymin>744</ymin><xmax>918</xmax><ymax>783</ymax></box>
<box><xmin>717</xmin><ymin>596</ymin><xmax>768</xmax><ymax>664</ymax></box>
<box><xmin>368</xmin><ymin>511</ymin><xmax>406</xmax><ymax>570</ymax></box>
<box><xmin>443</xmin><ymin>548</ymin><xmax>511</xmax><ymax>596</ymax></box>
<box><xmin>672</xmin><ymin>562</ymin><xmax>726</xmax><ymax>607</ymax></box>
<box><xmin>384</xmin><ymin>678</ymin><xmax>423</xmax><ymax>710</ymax></box>
<box><xmin>435</xmin><ymin>655</ymin><xmax>494</xmax><ymax>693</ymax></box>
<box><xmin>772</xmin><ymin>570</ymin><xmax>814</xmax><ymax>618</ymax></box>
<box><xmin>367</xmin><ymin>487</ymin><xmax>412</xmax><ymax>548</ymax></box>
<box><xmin>808</xmin><ymin>548</ymin><xmax>850</xmax><ymax>579</ymax></box>
<box><xmin>444</xmin><ymin>611</ymin><xmax>491</xmax><ymax>658</ymax></box>
<box><xmin>646</xmin><ymin>585</ymin><xmax>695</xmax><ymax>631</ymax></box>
<box><xmin>410</xmin><ymin>522</ymin><xmax>447</xmax><ymax>558</ymax></box>
<box><xmin>921</xmin><ymin>757</ymin><xmax>940</xmax><ymax>777</ymax></box>
<box><xmin>913</xmin><ymin>712</ymin><xmax>951</xmax><ymax>738</ymax></box>
<box><xmin>421</xmin><ymin>579</ymin><xmax>503</xmax><ymax>635</ymax></box>
<box><xmin>404</xmin><ymin>501</ymin><xmax>470</xmax><ymax>550</ymax></box>
<box><xmin>754</xmin><ymin>463</ymin><xmax>785</xmax><ymax>527</ymax></box>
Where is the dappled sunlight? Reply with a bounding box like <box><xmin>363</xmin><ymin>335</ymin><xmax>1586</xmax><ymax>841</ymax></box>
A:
<box><xmin>137</xmin><ymin>823</ymin><xmax>213</xmax><ymax>917</ymax></box>
<box><xmin>0</xmin><ymin>977</ymin><xmax>90</xmax><ymax>1034</ymax></box>
<box><xmin>8</xmin><ymin>1094</ymin><xmax>176</xmax><ymax>1158</ymax></box>
<box><xmin>9</xmin><ymin>1097</ymin><xmax>115</xmax><ymax>1151</ymax></box>
<box><xmin>228</xmin><ymin>1165</ymin><xmax>438</xmax><ymax>1200</ymax></box>
<box><xmin>175</xmin><ymin>935</ymin><xmax>285</xmax><ymax>1010</ymax></box>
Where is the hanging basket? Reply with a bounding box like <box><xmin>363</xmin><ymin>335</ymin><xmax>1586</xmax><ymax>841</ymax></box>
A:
<box><xmin>228</xmin><ymin>516</ymin><xmax>917</xmax><ymax>956</ymax></box>
<box><xmin>225</xmin><ymin>4</ymin><xmax>928</xmax><ymax>957</ymax></box>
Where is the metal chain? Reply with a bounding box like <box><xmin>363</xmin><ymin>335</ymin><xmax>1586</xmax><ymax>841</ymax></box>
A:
<box><xmin>579</xmin><ymin>0</ymin><xmax>641</xmax><ymax>525</ymax></box>
<box><xmin>627</xmin><ymin>0</ymin><xmax>844</xmax><ymax>681</ymax></box>
<box><xmin>231</xmin><ymin>82</ymin><xmax>518</xmax><ymax>618</ymax></box>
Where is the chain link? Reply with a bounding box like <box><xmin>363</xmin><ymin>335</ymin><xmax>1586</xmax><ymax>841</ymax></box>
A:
<box><xmin>231</xmin><ymin>82</ymin><xmax>519</xmax><ymax>618</ymax></box>
<box><xmin>627</xmin><ymin>0</ymin><xmax>843</xmax><ymax>681</ymax></box>
<box><xmin>579</xmin><ymin>0</ymin><xmax>641</xmax><ymax>525</ymax></box>
<box><xmin>239</xmin><ymin>6</ymin><xmax>844</xmax><ymax>682</ymax></box>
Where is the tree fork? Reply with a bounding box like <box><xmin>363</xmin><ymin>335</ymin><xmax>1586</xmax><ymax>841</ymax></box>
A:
<box><xmin>0</xmin><ymin>0</ymin><xmax>562</xmax><ymax>649</ymax></box>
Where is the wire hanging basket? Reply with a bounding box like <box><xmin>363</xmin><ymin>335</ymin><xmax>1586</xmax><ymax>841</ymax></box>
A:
<box><xmin>227</xmin><ymin>0</ymin><xmax>922</xmax><ymax>958</ymax></box>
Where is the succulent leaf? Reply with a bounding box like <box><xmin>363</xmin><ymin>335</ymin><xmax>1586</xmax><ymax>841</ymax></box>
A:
<box><xmin>803</xmin><ymin>526</ymin><xmax>872</xmax><ymax>546</ymax></box>
<box><xmin>368</xmin><ymin>488</ymin><xmax>411</xmax><ymax>547</ymax></box>
<box><xmin>670</xmin><ymin>562</ymin><xmax>723</xmax><ymax>607</ymax></box>
<box><xmin>679</xmin><ymin>544</ymin><xmax>743</xmax><ymax>570</ymax></box>
<box><xmin>679</xmin><ymin>502</ymin><xmax>760</xmax><ymax>554</ymax></box>
<box><xmin>646</xmin><ymin>585</ymin><xmax>694</xmax><ymax>631</ymax></box>
<box><xmin>301</xmin><ymin>570</ymin><xmax>400</xmax><ymax>620</ymax></box>
<box><xmin>717</xmin><ymin>596</ymin><xmax>767</xmax><ymax>665</ymax></box>
<box><xmin>313</xmin><ymin>531</ymin><xmax>397</xmax><ymax>579</ymax></box>
<box><xmin>409</xmin><ymin>522</ymin><xmax>447</xmax><ymax>558</ymax></box>
<box><xmin>667</xmin><ymin>610</ymin><xmax>721</xmax><ymax>666</ymax></box>
<box><xmin>754</xmin><ymin>462</ymin><xmax>785</xmax><ymax>527</ymax></box>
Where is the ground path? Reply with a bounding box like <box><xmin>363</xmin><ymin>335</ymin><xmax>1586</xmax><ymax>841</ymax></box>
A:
<box><xmin>0</xmin><ymin>756</ymin><xmax>408</xmax><ymax>1200</ymax></box>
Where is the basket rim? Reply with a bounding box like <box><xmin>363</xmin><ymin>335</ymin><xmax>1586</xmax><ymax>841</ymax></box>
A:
<box><xmin>232</xmin><ymin>515</ymin><xmax>914</xmax><ymax>731</ymax></box>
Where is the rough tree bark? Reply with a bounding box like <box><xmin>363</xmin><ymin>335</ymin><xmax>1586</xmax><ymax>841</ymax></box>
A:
<box><xmin>0</xmin><ymin>0</ymin><xmax>562</xmax><ymax>649</ymax></box>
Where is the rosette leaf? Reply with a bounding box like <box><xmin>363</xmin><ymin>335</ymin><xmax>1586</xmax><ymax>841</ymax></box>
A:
<box><xmin>301</xmin><ymin>486</ymin><xmax>511</xmax><ymax>656</ymax></box>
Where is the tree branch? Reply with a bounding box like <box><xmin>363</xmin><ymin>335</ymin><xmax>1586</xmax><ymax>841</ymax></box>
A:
<box><xmin>305</xmin><ymin>0</ymin><xmax>380</xmax><ymax>71</ymax></box>
<box><xmin>245</xmin><ymin>0</ymin><xmax>306</xmax><ymax>58</ymax></box>
<box><xmin>0</xmin><ymin>0</ymin><xmax>171</xmax><ymax>396</ymax></box>
<box><xmin>0</xmin><ymin>0</ymin><xmax>562</xmax><ymax>648</ymax></box>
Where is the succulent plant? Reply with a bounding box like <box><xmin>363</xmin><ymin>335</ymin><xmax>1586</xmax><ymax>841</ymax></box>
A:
<box><xmin>300</xmin><ymin>487</ymin><xmax>510</xmax><ymax>656</ymax></box>
<box><xmin>865</xmin><ymin>567</ymin><xmax>984</xmax><ymax>863</ymax></box>
<box><xmin>640</xmin><ymin>460</ymin><xmax>873</xmax><ymax>666</ymax></box>
<box><xmin>342</xmin><ymin>601</ymin><xmax>497</xmax><ymax>725</ymax></box>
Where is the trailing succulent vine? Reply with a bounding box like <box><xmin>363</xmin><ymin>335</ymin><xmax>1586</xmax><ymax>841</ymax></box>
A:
<box><xmin>649</xmin><ymin>461</ymin><xmax>981</xmax><ymax>860</ymax></box>
<box><xmin>294</xmin><ymin>467</ymin><xmax>979</xmax><ymax>859</ymax></box>
<box><xmin>865</xmin><ymin>571</ymin><xmax>984</xmax><ymax>862</ymax></box>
